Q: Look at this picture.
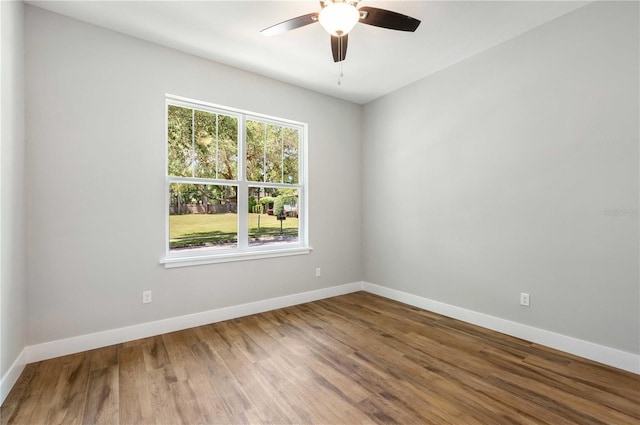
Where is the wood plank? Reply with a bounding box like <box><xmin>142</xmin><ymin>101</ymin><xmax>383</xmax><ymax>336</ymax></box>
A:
<box><xmin>81</xmin><ymin>366</ymin><xmax>118</xmax><ymax>425</ymax></box>
<box><xmin>3</xmin><ymin>360</ymin><xmax>63</xmax><ymax>424</ymax></box>
<box><xmin>117</xmin><ymin>345</ymin><xmax>154</xmax><ymax>424</ymax></box>
<box><xmin>88</xmin><ymin>344</ymin><xmax>119</xmax><ymax>372</ymax></box>
<box><xmin>0</xmin><ymin>363</ymin><xmax>38</xmax><ymax>425</ymax></box>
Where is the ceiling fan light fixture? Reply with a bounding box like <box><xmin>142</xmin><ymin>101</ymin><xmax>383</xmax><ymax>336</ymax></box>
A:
<box><xmin>318</xmin><ymin>2</ymin><xmax>360</xmax><ymax>37</ymax></box>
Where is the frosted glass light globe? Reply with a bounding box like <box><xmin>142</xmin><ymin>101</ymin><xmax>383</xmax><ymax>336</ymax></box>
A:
<box><xmin>318</xmin><ymin>2</ymin><xmax>360</xmax><ymax>36</ymax></box>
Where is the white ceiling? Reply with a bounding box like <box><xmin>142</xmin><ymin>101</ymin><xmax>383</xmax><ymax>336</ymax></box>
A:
<box><xmin>27</xmin><ymin>1</ymin><xmax>589</xmax><ymax>104</ymax></box>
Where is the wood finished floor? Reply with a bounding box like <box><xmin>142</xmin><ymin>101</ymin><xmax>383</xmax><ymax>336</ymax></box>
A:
<box><xmin>2</xmin><ymin>291</ymin><xmax>639</xmax><ymax>425</ymax></box>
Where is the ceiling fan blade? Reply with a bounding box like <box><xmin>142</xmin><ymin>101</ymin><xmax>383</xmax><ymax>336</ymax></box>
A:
<box><xmin>331</xmin><ymin>34</ymin><xmax>348</xmax><ymax>62</ymax></box>
<box><xmin>358</xmin><ymin>6</ymin><xmax>421</xmax><ymax>32</ymax></box>
<box><xmin>260</xmin><ymin>13</ymin><xmax>319</xmax><ymax>36</ymax></box>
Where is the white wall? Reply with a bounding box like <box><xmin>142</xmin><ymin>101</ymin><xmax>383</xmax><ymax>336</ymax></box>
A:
<box><xmin>363</xmin><ymin>1</ymin><xmax>639</xmax><ymax>354</ymax></box>
<box><xmin>1</xmin><ymin>0</ymin><xmax>27</xmax><ymax>391</ymax></box>
<box><xmin>25</xmin><ymin>6</ymin><xmax>362</xmax><ymax>346</ymax></box>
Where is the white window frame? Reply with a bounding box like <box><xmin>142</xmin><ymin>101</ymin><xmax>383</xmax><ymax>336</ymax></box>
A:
<box><xmin>160</xmin><ymin>94</ymin><xmax>310</xmax><ymax>268</ymax></box>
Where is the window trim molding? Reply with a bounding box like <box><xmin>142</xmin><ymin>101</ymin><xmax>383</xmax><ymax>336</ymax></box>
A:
<box><xmin>161</xmin><ymin>94</ymin><xmax>309</xmax><ymax>267</ymax></box>
<box><xmin>160</xmin><ymin>246</ymin><xmax>313</xmax><ymax>269</ymax></box>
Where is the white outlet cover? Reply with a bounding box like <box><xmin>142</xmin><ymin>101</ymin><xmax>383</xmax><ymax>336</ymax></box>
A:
<box><xmin>143</xmin><ymin>291</ymin><xmax>152</xmax><ymax>304</ymax></box>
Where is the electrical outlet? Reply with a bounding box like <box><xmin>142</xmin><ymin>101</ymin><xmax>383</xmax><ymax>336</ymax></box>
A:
<box><xmin>520</xmin><ymin>292</ymin><xmax>530</xmax><ymax>307</ymax></box>
<box><xmin>315</xmin><ymin>267</ymin><xmax>321</xmax><ymax>277</ymax></box>
<box><xmin>143</xmin><ymin>290</ymin><xmax>152</xmax><ymax>304</ymax></box>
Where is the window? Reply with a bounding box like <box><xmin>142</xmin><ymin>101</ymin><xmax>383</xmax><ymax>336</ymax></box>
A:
<box><xmin>162</xmin><ymin>95</ymin><xmax>308</xmax><ymax>267</ymax></box>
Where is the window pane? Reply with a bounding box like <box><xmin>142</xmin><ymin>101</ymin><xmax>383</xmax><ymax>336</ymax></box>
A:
<box><xmin>248</xmin><ymin>187</ymin><xmax>299</xmax><ymax>247</ymax></box>
<box><xmin>246</xmin><ymin>119</ymin><xmax>265</xmax><ymax>182</ymax></box>
<box><xmin>283</xmin><ymin>127</ymin><xmax>299</xmax><ymax>184</ymax></box>
<box><xmin>169</xmin><ymin>183</ymin><xmax>238</xmax><ymax>252</ymax></box>
<box><xmin>194</xmin><ymin>110</ymin><xmax>216</xmax><ymax>178</ymax></box>
<box><xmin>217</xmin><ymin>114</ymin><xmax>238</xmax><ymax>180</ymax></box>
<box><xmin>194</xmin><ymin>110</ymin><xmax>238</xmax><ymax>180</ymax></box>
<box><xmin>167</xmin><ymin>105</ymin><xmax>193</xmax><ymax>177</ymax></box>
<box><xmin>246</xmin><ymin>120</ymin><xmax>299</xmax><ymax>184</ymax></box>
<box><xmin>265</xmin><ymin>124</ymin><xmax>282</xmax><ymax>183</ymax></box>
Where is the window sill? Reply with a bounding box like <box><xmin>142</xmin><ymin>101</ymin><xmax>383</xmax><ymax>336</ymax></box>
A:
<box><xmin>160</xmin><ymin>246</ymin><xmax>312</xmax><ymax>269</ymax></box>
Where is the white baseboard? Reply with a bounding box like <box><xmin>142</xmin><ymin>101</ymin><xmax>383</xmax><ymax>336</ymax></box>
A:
<box><xmin>1</xmin><ymin>348</ymin><xmax>26</xmax><ymax>405</ymax></box>
<box><xmin>362</xmin><ymin>282</ymin><xmax>640</xmax><ymax>374</ymax></box>
<box><xmin>11</xmin><ymin>279</ymin><xmax>638</xmax><ymax>404</ymax></box>
<box><xmin>26</xmin><ymin>282</ymin><xmax>363</xmax><ymax>364</ymax></box>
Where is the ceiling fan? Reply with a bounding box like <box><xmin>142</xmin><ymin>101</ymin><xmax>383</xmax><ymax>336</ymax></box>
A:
<box><xmin>261</xmin><ymin>1</ymin><xmax>421</xmax><ymax>63</ymax></box>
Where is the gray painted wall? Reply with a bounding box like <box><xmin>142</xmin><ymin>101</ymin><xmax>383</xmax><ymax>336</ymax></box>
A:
<box><xmin>1</xmin><ymin>0</ymin><xmax>27</xmax><ymax>376</ymax></box>
<box><xmin>25</xmin><ymin>6</ymin><xmax>362</xmax><ymax>345</ymax></box>
<box><xmin>362</xmin><ymin>1</ymin><xmax>639</xmax><ymax>354</ymax></box>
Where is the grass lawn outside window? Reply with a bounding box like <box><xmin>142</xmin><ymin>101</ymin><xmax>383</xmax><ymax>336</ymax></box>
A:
<box><xmin>170</xmin><ymin>213</ymin><xmax>299</xmax><ymax>249</ymax></box>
